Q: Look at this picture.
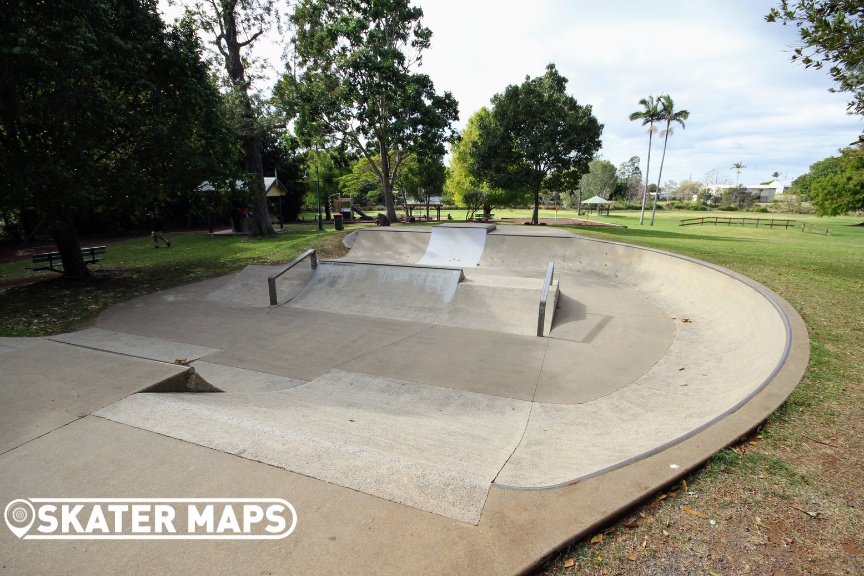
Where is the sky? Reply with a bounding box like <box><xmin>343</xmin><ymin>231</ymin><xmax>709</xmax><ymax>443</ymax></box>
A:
<box><xmin>161</xmin><ymin>0</ymin><xmax>863</xmax><ymax>186</ymax></box>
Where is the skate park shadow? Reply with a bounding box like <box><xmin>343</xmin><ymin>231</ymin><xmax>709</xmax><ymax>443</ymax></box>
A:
<box><xmin>550</xmin><ymin>292</ymin><xmax>613</xmax><ymax>344</ymax></box>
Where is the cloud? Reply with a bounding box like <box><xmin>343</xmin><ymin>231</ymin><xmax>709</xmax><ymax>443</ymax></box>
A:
<box><xmin>420</xmin><ymin>0</ymin><xmax>862</xmax><ymax>182</ymax></box>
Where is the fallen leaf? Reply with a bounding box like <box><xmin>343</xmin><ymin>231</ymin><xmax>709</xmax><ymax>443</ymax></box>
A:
<box><xmin>682</xmin><ymin>479</ymin><xmax>688</xmax><ymax>492</ymax></box>
<box><xmin>678</xmin><ymin>367</ymin><xmax>686</xmax><ymax>371</ymax></box>
<box><xmin>623</xmin><ymin>517</ymin><xmax>641</xmax><ymax>528</ymax></box>
<box><xmin>626</xmin><ymin>553</ymin><xmax>639</xmax><ymax>561</ymax></box>
<box><xmin>641</xmin><ymin>539</ymin><xmax>647</xmax><ymax>549</ymax></box>
<box><xmin>590</xmin><ymin>534</ymin><xmax>604</xmax><ymax>545</ymax></box>
<box><xmin>563</xmin><ymin>558</ymin><xmax>576</xmax><ymax>568</ymax></box>
<box><xmin>682</xmin><ymin>505</ymin><xmax>709</xmax><ymax>519</ymax></box>
<box><xmin>596</xmin><ymin>553</ymin><xmax>604</xmax><ymax>562</ymax></box>
<box><xmin>659</xmin><ymin>493</ymin><xmax>667</xmax><ymax>500</ymax></box>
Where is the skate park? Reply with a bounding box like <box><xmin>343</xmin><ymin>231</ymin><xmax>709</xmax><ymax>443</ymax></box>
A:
<box><xmin>0</xmin><ymin>223</ymin><xmax>809</xmax><ymax>575</ymax></box>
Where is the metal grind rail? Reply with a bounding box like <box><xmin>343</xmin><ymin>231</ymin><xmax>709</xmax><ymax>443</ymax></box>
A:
<box><xmin>537</xmin><ymin>260</ymin><xmax>555</xmax><ymax>337</ymax></box>
<box><xmin>268</xmin><ymin>249</ymin><xmax>317</xmax><ymax>305</ymax></box>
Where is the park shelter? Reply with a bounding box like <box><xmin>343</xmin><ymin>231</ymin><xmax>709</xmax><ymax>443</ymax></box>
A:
<box><xmin>582</xmin><ymin>195</ymin><xmax>611</xmax><ymax>216</ymax></box>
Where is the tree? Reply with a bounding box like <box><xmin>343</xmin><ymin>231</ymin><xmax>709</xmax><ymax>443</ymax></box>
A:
<box><xmin>287</xmin><ymin>0</ymin><xmax>459</xmax><ymax>223</ymax></box>
<box><xmin>185</xmin><ymin>0</ymin><xmax>281</xmax><ymax>237</ymax></box>
<box><xmin>575</xmin><ymin>159</ymin><xmax>619</xmax><ymax>212</ymax></box>
<box><xmin>704</xmin><ymin>168</ymin><xmax>732</xmax><ymax>186</ymax></box>
<box><xmin>396</xmin><ymin>155</ymin><xmax>446</xmax><ymax>217</ymax></box>
<box><xmin>793</xmin><ymin>155</ymin><xmax>844</xmax><ymax>201</ymax></box>
<box><xmin>445</xmin><ymin>108</ymin><xmax>490</xmax><ymax>208</ymax></box>
<box><xmin>338</xmin><ymin>157</ymin><xmax>381</xmax><ymax>206</ymax></box>
<box><xmin>0</xmin><ymin>0</ymin><xmax>235</xmax><ymax>278</ymax></box>
<box><xmin>767</xmin><ymin>2</ymin><xmax>864</xmax><ymax>141</ymax></box>
<box><xmin>470</xmin><ymin>64</ymin><xmax>603</xmax><ymax>225</ymax></box>
<box><xmin>629</xmin><ymin>96</ymin><xmax>662</xmax><ymax>225</ymax></box>
<box><xmin>806</xmin><ymin>145</ymin><xmax>864</xmax><ymax>217</ymax></box>
<box><xmin>721</xmin><ymin>185</ymin><xmax>756</xmax><ymax>209</ymax></box>
<box><xmin>617</xmin><ymin>156</ymin><xmax>643</xmax><ymax>202</ymax></box>
<box><xmin>732</xmin><ymin>161</ymin><xmax>747</xmax><ymax>184</ymax></box>
<box><xmin>650</xmin><ymin>94</ymin><xmax>689</xmax><ymax>225</ymax></box>
<box><xmin>674</xmin><ymin>179</ymin><xmax>703</xmax><ymax>201</ymax></box>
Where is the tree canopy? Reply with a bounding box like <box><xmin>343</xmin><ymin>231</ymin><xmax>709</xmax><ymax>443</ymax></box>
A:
<box><xmin>802</xmin><ymin>145</ymin><xmax>864</xmax><ymax>216</ymax></box>
<box><xmin>577</xmin><ymin>159</ymin><xmax>618</xmax><ymax>203</ymax></box>
<box><xmin>286</xmin><ymin>0</ymin><xmax>458</xmax><ymax>222</ymax></box>
<box><xmin>0</xmin><ymin>0</ymin><xmax>236</xmax><ymax>277</ymax></box>
<box><xmin>768</xmin><ymin>1</ymin><xmax>864</xmax><ymax>136</ymax></box>
<box><xmin>470</xmin><ymin>64</ymin><xmax>603</xmax><ymax>225</ymax></box>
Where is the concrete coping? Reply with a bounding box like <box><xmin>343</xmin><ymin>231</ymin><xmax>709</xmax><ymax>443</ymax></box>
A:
<box><xmin>433</xmin><ymin>222</ymin><xmax>496</xmax><ymax>232</ymax></box>
<box><xmin>318</xmin><ymin>259</ymin><xmax>465</xmax><ymax>279</ymax></box>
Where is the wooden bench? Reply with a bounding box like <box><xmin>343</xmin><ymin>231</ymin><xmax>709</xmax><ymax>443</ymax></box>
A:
<box><xmin>29</xmin><ymin>246</ymin><xmax>106</xmax><ymax>272</ymax></box>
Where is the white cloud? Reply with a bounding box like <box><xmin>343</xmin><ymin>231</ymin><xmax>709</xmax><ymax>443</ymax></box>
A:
<box><xmin>420</xmin><ymin>0</ymin><xmax>862</xmax><ymax>182</ymax></box>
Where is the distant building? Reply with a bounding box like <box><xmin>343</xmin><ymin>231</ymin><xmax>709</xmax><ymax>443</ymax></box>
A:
<box><xmin>701</xmin><ymin>181</ymin><xmax>792</xmax><ymax>203</ymax></box>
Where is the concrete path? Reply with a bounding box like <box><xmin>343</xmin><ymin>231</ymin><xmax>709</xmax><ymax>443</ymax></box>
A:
<box><xmin>0</xmin><ymin>225</ymin><xmax>809</xmax><ymax>575</ymax></box>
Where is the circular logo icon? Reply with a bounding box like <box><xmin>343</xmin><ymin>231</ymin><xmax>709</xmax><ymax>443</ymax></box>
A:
<box><xmin>4</xmin><ymin>499</ymin><xmax>35</xmax><ymax>538</ymax></box>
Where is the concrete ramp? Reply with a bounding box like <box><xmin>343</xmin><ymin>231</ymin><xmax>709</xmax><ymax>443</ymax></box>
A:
<box><xmin>203</xmin><ymin>264</ymin><xmax>314</xmax><ymax>307</ymax></box>
<box><xmin>345</xmin><ymin>228</ymin><xmax>431</xmax><ymax>264</ymax></box>
<box><xmin>95</xmin><ymin>369</ymin><xmax>531</xmax><ymax>524</ymax></box>
<box><xmin>287</xmin><ymin>261</ymin><xmax>464</xmax><ymax>324</ymax></box>
<box><xmin>419</xmin><ymin>225</ymin><xmax>489</xmax><ymax>267</ymax></box>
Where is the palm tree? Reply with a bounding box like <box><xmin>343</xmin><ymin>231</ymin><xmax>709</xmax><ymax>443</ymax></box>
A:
<box><xmin>732</xmin><ymin>162</ymin><xmax>746</xmax><ymax>184</ymax></box>
<box><xmin>650</xmin><ymin>94</ymin><xmax>690</xmax><ymax>225</ymax></box>
<box><xmin>629</xmin><ymin>96</ymin><xmax>662</xmax><ymax>225</ymax></box>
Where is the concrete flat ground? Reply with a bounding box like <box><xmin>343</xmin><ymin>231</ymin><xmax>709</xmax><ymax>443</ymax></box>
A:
<box><xmin>0</xmin><ymin>226</ymin><xmax>809</xmax><ymax>575</ymax></box>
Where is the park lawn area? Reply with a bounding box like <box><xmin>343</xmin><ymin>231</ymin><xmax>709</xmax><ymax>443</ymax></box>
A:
<box><xmin>536</xmin><ymin>209</ymin><xmax>864</xmax><ymax>576</ymax></box>
<box><xmin>0</xmin><ymin>224</ymin><xmax>360</xmax><ymax>337</ymax></box>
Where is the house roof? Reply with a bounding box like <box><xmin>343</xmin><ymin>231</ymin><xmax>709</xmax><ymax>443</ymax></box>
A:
<box><xmin>264</xmin><ymin>177</ymin><xmax>288</xmax><ymax>197</ymax></box>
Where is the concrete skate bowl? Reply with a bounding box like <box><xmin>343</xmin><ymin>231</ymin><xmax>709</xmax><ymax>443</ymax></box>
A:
<box><xmin>95</xmin><ymin>224</ymin><xmax>808</xmax><ymax>526</ymax></box>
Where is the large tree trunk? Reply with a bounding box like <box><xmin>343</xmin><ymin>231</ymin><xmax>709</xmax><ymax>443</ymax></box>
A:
<box><xmin>532</xmin><ymin>188</ymin><xmax>540</xmax><ymax>225</ymax></box>
<box><xmin>650</xmin><ymin>128</ymin><xmax>671</xmax><ymax>226</ymax></box>
<box><xmin>51</xmin><ymin>212</ymin><xmax>89</xmax><ymax>279</ymax></box>
<box><xmin>243</xmin><ymin>132</ymin><xmax>275</xmax><ymax>237</ymax></box>
<box><xmin>380</xmin><ymin>140</ymin><xmax>398</xmax><ymax>222</ymax></box>
<box><xmin>222</xmin><ymin>8</ymin><xmax>274</xmax><ymax>238</ymax></box>
<box><xmin>639</xmin><ymin>129</ymin><xmax>654</xmax><ymax>226</ymax></box>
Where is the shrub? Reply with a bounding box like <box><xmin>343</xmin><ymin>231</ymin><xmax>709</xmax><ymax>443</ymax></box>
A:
<box><xmin>719</xmin><ymin>205</ymin><xmax>740</xmax><ymax>212</ymax></box>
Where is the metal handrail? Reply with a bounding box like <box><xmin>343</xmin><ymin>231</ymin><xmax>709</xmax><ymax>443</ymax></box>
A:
<box><xmin>268</xmin><ymin>249</ymin><xmax>317</xmax><ymax>306</ymax></box>
<box><xmin>537</xmin><ymin>260</ymin><xmax>555</xmax><ymax>337</ymax></box>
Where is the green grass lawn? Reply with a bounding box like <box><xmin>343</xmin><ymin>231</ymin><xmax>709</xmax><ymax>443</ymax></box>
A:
<box><xmin>537</xmin><ymin>209</ymin><xmax>864</xmax><ymax>575</ymax></box>
<box><xmin>0</xmin><ymin>224</ymin><xmax>362</xmax><ymax>337</ymax></box>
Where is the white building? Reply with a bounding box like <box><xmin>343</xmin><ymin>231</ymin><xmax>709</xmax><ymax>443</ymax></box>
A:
<box><xmin>702</xmin><ymin>181</ymin><xmax>792</xmax><ymax>203</ymax></box>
